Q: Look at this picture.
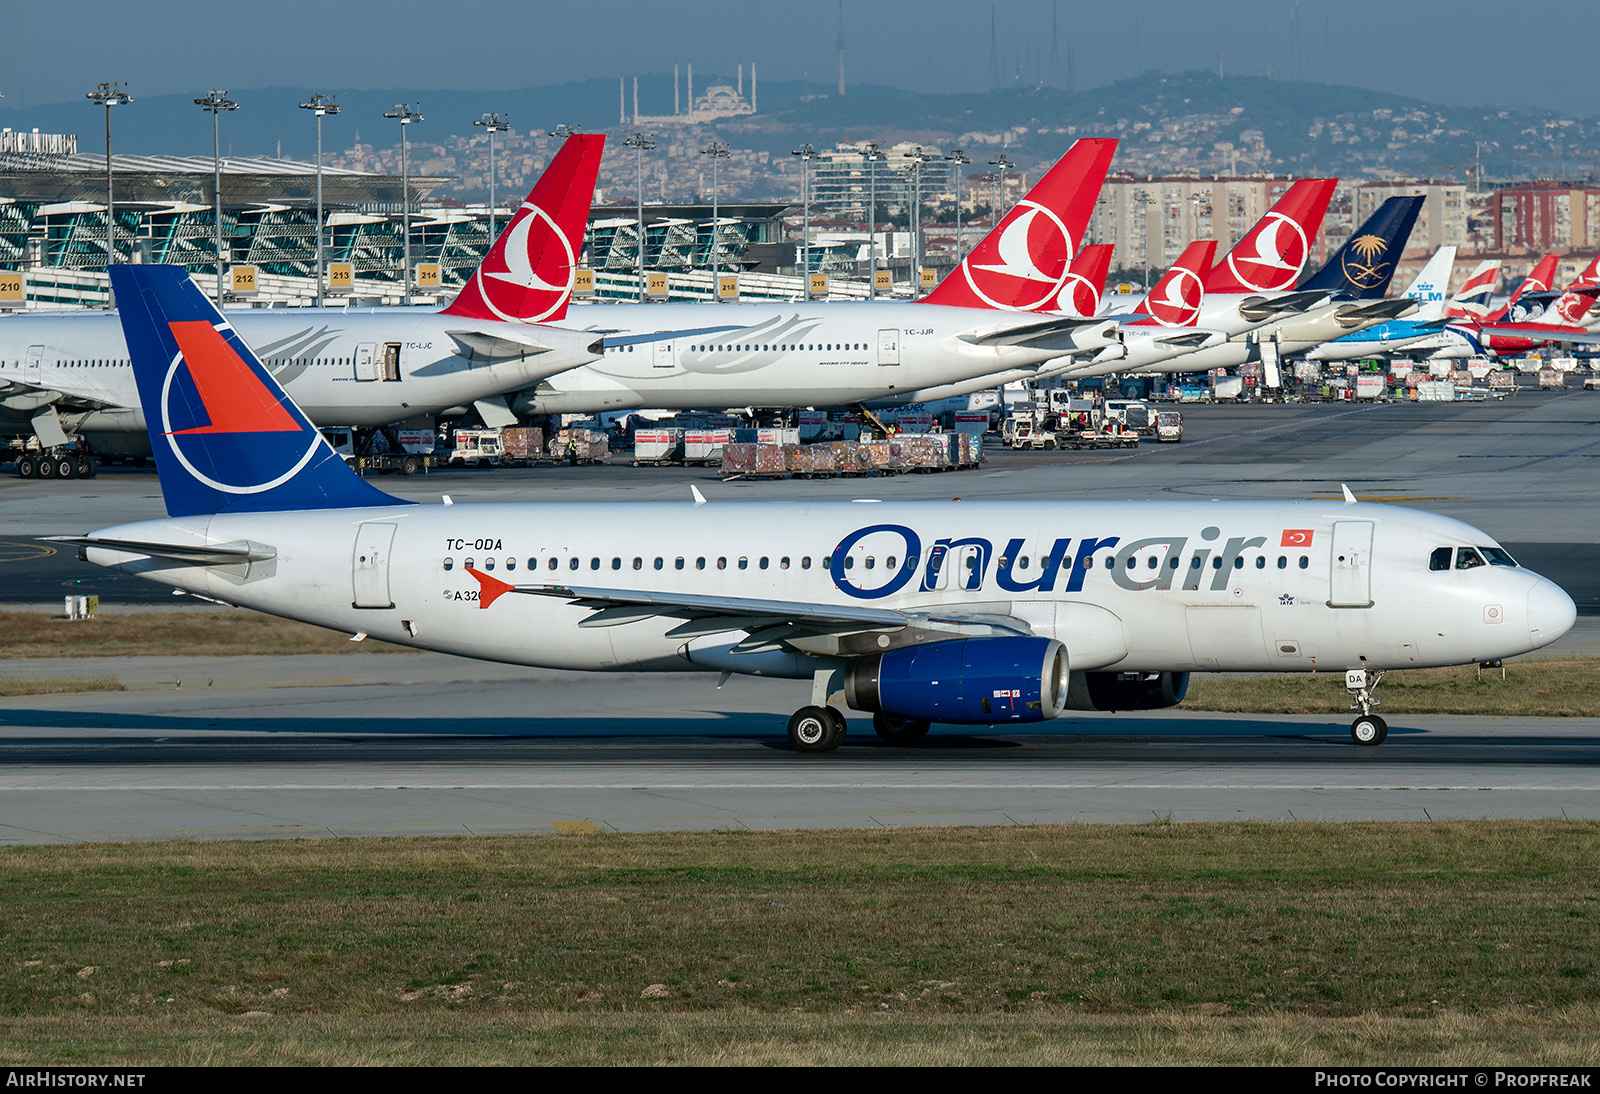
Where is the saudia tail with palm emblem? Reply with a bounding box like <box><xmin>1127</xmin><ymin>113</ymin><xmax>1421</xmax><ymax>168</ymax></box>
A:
<box><xmin>109</xmin><ymin>264</ymin><xmax>403</xmax><ymax>519</ymax></box>
<box><xmin>1298</xmin><ymin>195</ymin><xmax>1423</xmax><ymax>299</ymax></box>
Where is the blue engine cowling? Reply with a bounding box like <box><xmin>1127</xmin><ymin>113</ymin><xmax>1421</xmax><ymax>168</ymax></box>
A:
<box><xmin>843</xmin><ymin>637</ymin><xmax>1068</xmax><ymax>724</ymax></box>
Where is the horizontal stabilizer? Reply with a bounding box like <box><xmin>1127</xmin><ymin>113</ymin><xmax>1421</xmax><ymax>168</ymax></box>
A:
<box><xmin>46</xmin><ymin>535</ymin><xmax>276</xmax><ymax>566</ymax></box>
<box><xmin>960</xmin><ymin>316</ymin><xmax>1120</xmax><ymax>350</ymax></box>
<box><xmin>1236</xmin><ymin>290</ymin><xmax>1331</xmax><ymax>322</ymax></box>
<box><xmin>446</xmin><ymin>327</ymin><xmax>604</xmax><ymax>360</ymax></box>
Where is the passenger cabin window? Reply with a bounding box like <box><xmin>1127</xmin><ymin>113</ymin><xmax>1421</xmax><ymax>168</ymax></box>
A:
<box><xmin>1429</xmin><ymin>547</ymin><xmax>1453</xmax><ymax>572</ymax></box>
<box><xmin>1456</xmin><ymin>548</ymin><xmax>1486</xmax><ymax>570</ymax></box>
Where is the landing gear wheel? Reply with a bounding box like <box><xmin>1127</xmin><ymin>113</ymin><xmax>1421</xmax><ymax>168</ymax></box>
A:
<box><xmin>35</xmin><ymin>456</ymin><xmax>54</xmax><ymax>479</ymax></box>
<box><xmin>16</xmin><ymin>455</ymin><xmax>36</xmax><ymax>479</ymax></box>
<box><xmin>55</xmin><ymin>457</ymin><xmax>77</xmax><ymax>478</ymax></box>
<box><xmin>78</xmin><ymin>456</ymin><xmax>97</xmax><ymax>479</ymax></box>
<box><xmin>1351</xmin><ymin>714</ymin><xmax>1388</xmax><ymax>746</ymax></box>
<box><xmin>872</xmin><ymin>711</ymin><xmax>932</xmax><ymax>744</ymax></box>
<box><xmin>788</xmin><ymin>705</ymin><xmax>846</xmax><ymax>753</ymax></box>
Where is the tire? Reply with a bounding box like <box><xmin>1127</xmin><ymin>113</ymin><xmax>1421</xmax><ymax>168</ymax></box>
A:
<box><xmin>872</xmin><ymin>712</ymin><xmax>931</xmax><ymax>744</ymax></box>
<box><xmin>55</xmin><ymin>457</ymin><xmax>77</xmax><ymax>479</ymax></box>
<box><xmin>36</xmin><ymin>456</ymin><xmax>54</xmax><ymax>479</ymax></box>
<box><xmin>16</xmin><ymin>455</ymin><xmax>36</xmax><ymax>479</ymax></box>
<box><xmin>81</xmin><ymin>456</ymin><xmax>98</xmax><ymax>479</ymax></box>
<box><xmin>1350</xmin><ymin>714</ymin><xmax>1387</xmax><ymax>746</ymax></box>
<box><xmin>788</xmin><ymin>705</ymin><xmax>846</xmax><ymax>753</ymax></box>
<box><xmin>401</xmin><ymin>455</ymin><xmax>420</xmax><ymax>476</ymax></box>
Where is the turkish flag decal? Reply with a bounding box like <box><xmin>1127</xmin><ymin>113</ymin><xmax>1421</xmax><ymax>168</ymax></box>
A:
<box><xmin>1281</xmin><ymin>529</ymin><xmax>1314</xmax><ymax>547</ymax></box>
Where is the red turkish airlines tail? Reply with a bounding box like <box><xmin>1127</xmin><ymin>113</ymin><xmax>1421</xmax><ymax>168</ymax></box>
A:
<box><xmin>921</xmin><ymin>138</ymin><xmax>1118</xmax><ymax>311</ymax></box>
<box><xmin>1203</xmin><ymin>179</ymin><xmax>1337</xmax><ymax>294</ymax></box>
<box><xmin>1127</xmin><ymin>239</ymin><xmax>1218</xmax><ymax>327</ymax></box>
<box><xmin>1488</xmin><ymin>252</ymin><xmax>1559</xmax><ymax>321</ymax></box>
<box><xmin>1540</xmin><ymin>254</ymin><xmax>1600</xmax><ymax>326</ymax></box>
<box><xmin>1058</xmin><ymin>243</ymin><xmax>1114</xmax><ymax>317</ymax></box>
<box><xmin>443</xmin><ymin>132</ymin><xmax>606</xmax><ymax>324</ymax></box>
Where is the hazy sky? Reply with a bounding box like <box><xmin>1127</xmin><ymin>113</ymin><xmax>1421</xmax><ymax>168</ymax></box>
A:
<box><xmin>4</xmin><ymin>0</ymin><xmax>1592</xmax><ymax>113</ymax></box>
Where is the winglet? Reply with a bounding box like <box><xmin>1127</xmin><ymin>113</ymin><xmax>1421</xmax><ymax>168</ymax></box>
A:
<box><xmin>1341</xmin><ymin>483</ymin><xmax>1358</xmax><ymax>504</ymax></box>
<box><xmin>691</xmin><ymin>485</ymin><xmax>707</xmax><ymax>506</ymax></box>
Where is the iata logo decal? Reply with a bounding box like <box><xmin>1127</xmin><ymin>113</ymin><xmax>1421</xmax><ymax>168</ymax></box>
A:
<box><xmin>466</xmin><ymin>200</ymin><xmax>575</xmax><ymax>322</ymax></box>
<box><xmin>160</xmin><ymin>320</ymin><xmax>321</xmax><ymax>494</ymax></box>
<box><xmin>1146</xmin><ymin>266</ymin><xmax>1205</xmax><ymax>327</ymax></box>
<box><xmin>961</xmin><ymin>199</ymin><xmax>1075</xmax><ymax>311</ymax></box>
<box><xmin>1226</xmin><ymin>212</ymin><xmax>1309</xmax><ymax>292</ymax></box>
<box><xmin>1281</xmin><ymin>529</ymin><xmax>1314</xmax><ymax>548</ymax></box>
<box><xmin>1341</xmin><ymin>234</ymin><xmax>1391</xmax><ymax>289</ymax></box>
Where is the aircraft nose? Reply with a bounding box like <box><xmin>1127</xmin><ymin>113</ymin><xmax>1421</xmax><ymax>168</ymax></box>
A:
<box><xmin>1527</xmin><ymin>578</ymin><xmax>1577</xmax><ymax>650</ymax></box>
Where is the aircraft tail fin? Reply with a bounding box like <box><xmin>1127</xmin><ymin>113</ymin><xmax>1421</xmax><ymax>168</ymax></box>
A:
<box><xmin>108</xmin><ymin>265</ymin><xmax>404</xmax><ymax>519</ymax></box>
<box><xmin>442</xmin><ymin>132</ymin><xmax>605</xmax><ymax>323</ymax></box>
<box><xmin>1058</xmin><ymin>242</ymin><xmax>1114</xmax><ymax>317</ymax></box>
<box><xmin>1297</xmin><ymin>195</ymin><xmax>1422</xmax><ymax>299</ymax></box>
<box><xmin>1544</xmin><ymin>255</ymin><xmax>1600</xmax><ymax>325</ymax></box>
<box><xmin>1403</xmin><ymin>246</ymin><xmax>1456</xmax><ymax>321</ymax></box>
<box><xmin>1491</xmin><ymin>252</ymin><xmax>1560</xmax><ymax>320</ymax></box>
<box><xmin>921</xmin><ymin>138</ymin><xmax>1117</xmax><ymax>311</ymax></box>
<box><xmin>1128</xmin><ymin>239</ymin><xmax>1217</xmax><ymax>326</ymax></box>
<box><xmin>1444</xmin><ymin>259</ymin><xmax>1501</xmax><ymax>319</ymax></box>
<box><xmin>1204</xmin><ymin>178</ymin><xmax>1338</xmax><ymax>294</ymax></box>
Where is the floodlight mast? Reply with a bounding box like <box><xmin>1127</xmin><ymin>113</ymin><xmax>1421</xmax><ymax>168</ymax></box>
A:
<box><xmin>195</xmin><ymin>90</ymin><xmax>238</xmax><ymax>303</ymax></box>
<box><xmin>385</xmin><ymin>103</ymin><xmax>423</xmax><ymax>304</ymax></box>
<box><xmin>624</xmin><ymin>132</ymin><xmax>656</xmax><ymax>302</ymax></box>
<box><xmin>862</xmin><ymin>142</ymin><xmax>883</xmax><ymax>298</ymax></box>
<box><xmin>299</xmin><ymin>93</ymin><xmax>340</xmax><ymax>306</ymax></box>
<box><xmin>700</xmin><ymin>140</ymin><xmax>730</xmax><ymax>300</ymax></box>
<box><xmin>475</xmin><ymin>112</ymin><xmax>510</xmax><ymax>246</ymax></box>
<box><xmin>945</xmin><ymin>149</ymin><xmax>970</xmax><ymax>259</ymax></box>
<box><xmin>86</xmin><ymin>82</ymin><xmax>131</xmax><ymax>308</ymax></box>
<box><xmin>791</xmin><ymin>143</ymin><xmax>814</xmax><ymax>283</ymax></box>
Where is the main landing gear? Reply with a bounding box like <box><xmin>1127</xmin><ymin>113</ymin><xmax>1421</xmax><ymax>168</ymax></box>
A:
<box><xmin>1346</xmin><ymin>668</ymin><xmax>1387</xmax><ymax>746</ymax></box>
<box><xmin>787</xmin><ymin>705</ymin><xmax>847</xmax><ymax>753</ymax></box>
<box><xmin>14</xmin><ymin>452</ymin><xmax>97</xmax><ymax>480</ymax></box>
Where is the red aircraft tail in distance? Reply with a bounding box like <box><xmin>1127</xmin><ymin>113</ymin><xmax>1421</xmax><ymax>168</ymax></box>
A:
<box><xmin>1203</xmin><ymin>179</ymin><xmax>1338</xmax><ymax>294</ymax></box>
<box><xmin>1488</xmin><ymin>252</ymin><xmax>1560</xmax><ymax>321</ymax></box>
<box><xmin>921</xmin><ymin>138</ymin><xmax>1118</xmax><ymax>312</ymax></box>
<box><xmin>1128</xmin><ymin>239</ymin><xmax>1219</xmax><ymax>327</ymax></box>
<box><xmin>443</xmin><ymin>132</ymin><xmax>606</xmax><ymax>325</ymax></box>
<box><xmin>1058</xmin><ymin>242</ymin><xmax>1114</xmax><ymax>317</ymax></box>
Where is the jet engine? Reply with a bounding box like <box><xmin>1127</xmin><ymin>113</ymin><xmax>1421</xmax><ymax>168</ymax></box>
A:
<box><xmin>1065</xmin><ymin>671</ymin><xmax>1190</xmax><ymax>712</ymax></box>
<box><xmin>844</xmin><ymin>637</ymin><xmax>1068</xmax><ymax>724</ymax></box>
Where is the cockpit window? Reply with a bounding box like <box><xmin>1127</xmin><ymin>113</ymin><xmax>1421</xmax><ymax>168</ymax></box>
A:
<box><xmin>1429</xmin><ymin>547</ymin><xmax>1452</xmax><ymax>572</ymax></box>
<box><xmin>1480</xmin><ymin>546</ymin><xmax>1518</xmax><ymax>567</ymax></box>
<box><xmin>1456</xmin><ymin>547</ymin><xmax>1486</xmax><ymax>570</ymax></box>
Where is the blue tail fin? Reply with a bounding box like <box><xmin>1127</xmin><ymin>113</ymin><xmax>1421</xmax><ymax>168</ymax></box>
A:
<box><xmin>110</xmin><ymin>264</ymin><xmax>405</xmax><ymax>518</ymax></box>
<box><xmin>1298</xmin><ymin>195</ymin><xmax>1423</xmax><ymax>299</ymax></box>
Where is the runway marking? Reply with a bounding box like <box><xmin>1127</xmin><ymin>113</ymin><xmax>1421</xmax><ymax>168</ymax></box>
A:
<box><xmin>0</xmin><ymin>539</ymin><xmax>57</xmax><ymax>564</ymax></box>
<box><xmin>5</xmin><ymin>781</ymin><xmax>1600</xmax><ymax>792</ymax></box>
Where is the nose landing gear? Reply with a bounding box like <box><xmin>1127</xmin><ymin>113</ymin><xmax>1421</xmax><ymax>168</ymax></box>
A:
<box><xmin>1346</xmin><ymin>668</ymin><xmax>1387</xmax><ymax>745</ymax></box>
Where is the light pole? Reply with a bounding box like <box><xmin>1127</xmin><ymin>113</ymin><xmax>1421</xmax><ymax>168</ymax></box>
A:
<box><xmin>299</xmin><ymin>93</ymin><xmax>339</xmax><ymax>306</ymax></box>
<box><xmin>475</xmin><ymin>112</ymin><xmax>509</xmax><ymax>246</ymax></box>
<box><xmin>1135</xmin><ymin>192</ymin><xmax>1155</xmax><ymax>290</ymax></box>
<box><xmin>988</xmin><ymin>151</ymin><xmax>1014</xmax><ymax>221</ymax></box>
<box><xmin>700</xmin><ymin>140</ymin><xmax>729</xmax><ymax>298</ymax></box>
<box><xmin>908</xmin><ymin>147</ymin><xmax>934</xmax><ymax>298</ymax></box>
<box><xmin>862</xmin><ymin>142</ymin><xmax>882</xmax><ymax>297</ymax></box>
<box><xmin>194</xmin><ymin>90</ymin><xmax>239</xmax><ymax>303</ymax></box>
<box><xmin>86</xmin><ymin>82</ymin><xmax>131</xmax><ymax>307</ymax></box>
<box><xmin>385</xmin><ymin>103</ymin><xmax>423</xmax><ymax>304</ymax></box>
<box><xmin>945</xmin><ymin>148</ymin><xmax>970</xmax><ymax>259</ymax></box>
<box><xmin>624</xmin><ymin>132</ymin><xmax>655</xmax><ymax>302</ymax></box>
<box><xmin>790</xmin><ymin>143</ymin><xmax>814</xmax><ymax>280</ymax></box>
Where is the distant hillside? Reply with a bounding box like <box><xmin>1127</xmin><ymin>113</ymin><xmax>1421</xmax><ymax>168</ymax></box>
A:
<box><xmin>5</xmin><ymin>71</ymin><xmax>1596</xmax><ymax>190</ymax></box>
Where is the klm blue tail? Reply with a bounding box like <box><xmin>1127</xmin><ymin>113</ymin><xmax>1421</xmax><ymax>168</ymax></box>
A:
<box><xmin>110</xmin><ymin>264</ymin><xmax>405</xmax><ymax>518</ymax></box>
<box><xmin>1298</xmin><ymin>195</ymin><xmax>1423</xmax><ymax>299</ymax></box>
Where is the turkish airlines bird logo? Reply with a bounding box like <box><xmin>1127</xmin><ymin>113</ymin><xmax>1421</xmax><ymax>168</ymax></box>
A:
<box><xmin>463</xmin><ymin>201</ymin><xmax>576</xmax><ymax>323</ymax></box>
<box><xmin>1055</xmin><ymin>271</ymin><xmax>1102</xmax><ymax>317</ymax></box>
<box><xmin>960</xmin><ymin>200</ymin><xmax>1075</xmax><ymax>311</ymax></box>
<box><xmin>1226</xmin><ymin>213</ymin><xmax>1309</xmax><ymax>292</ymax></box>
<box><xmin>1281</xmin><ymin>529</ymin><xmax>1314</xmax><ymax>548</ymax></box>
<box><xmin>1146</xmin><ymin>266</ymin><xmax>1205</xmax><ymax>327</ymax></box>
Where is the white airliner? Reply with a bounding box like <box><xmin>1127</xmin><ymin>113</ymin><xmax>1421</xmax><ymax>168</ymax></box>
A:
<box><xmin>0</xmin><ymin>135</ymin><xmax>616</xmax><ymax>469</ymax></box>
<box><xmin>487</xmin><ymin>138</ymin><xmax>1127</xmax><ymax>418</ymax></box>
<box><xmin>62</xmin><ymin>264</ymin><xmax>1577</xmax><ymax>755</ymax></box>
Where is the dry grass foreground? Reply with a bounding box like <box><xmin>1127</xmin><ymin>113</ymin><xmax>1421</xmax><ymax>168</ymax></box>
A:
<box><xmin>3</xmin><ymin>823</ymin><xmax>1598</xmax><ymax>1065</ymax></box>
<box><xmin>0</xmin><ymin>609</ymin><xmax>415</xmax><ymax>658</ymax></box>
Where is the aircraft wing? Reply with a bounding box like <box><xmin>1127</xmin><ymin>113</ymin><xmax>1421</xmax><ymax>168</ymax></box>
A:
<box><xmin>0</xmin><ymin>373</ymin><xmax>122</xmax><ymax>412</ymax></box>
<box><xmin>466</xmin><ymin>570</ymin><xmax>1033</xmax><ymax>653</ymax></box>
<box><xmin>445</xmin><ymin>323</ymin><xmax>605</xmax><ymax>361</ymax></box>
<box><xmin>1236</xmin><ymin>290</ymin><xmax>1332</xmax><ymax>322</ymax></box>
<box><xmin>959</xmin><ymin>316</ymin><xmax>1121</xmax><ymax>353</ymax></box>
<box><xmin>1477</xmin><ymin>324</ymin><xmax>1597</xmax><ymax>345</ymax></box>
<box><xmin>1335</xmin><ymin>298</ymin><xmax>1421</xmax><ymax>325</ymax></box>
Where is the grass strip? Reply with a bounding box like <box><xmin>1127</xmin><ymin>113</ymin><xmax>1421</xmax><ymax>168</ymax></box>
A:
<box><xmin>0</xmin><ymin>675</ymin><xmax>123</xmax><ymax>697</ymax></box>
<box><xmin>2</xmin><ymin>823</ymin><xmax>1598</xmax><ymax>1064</ymax></box>
<box><xmin>1185</xmin><ymin>659</ymin><xmax>1600</xmax><ymax>717</ymax></box>
<box><xmin>0</xmin><ymin>610</ymin><xmax>415</xmax><ymax>658</ymax></box>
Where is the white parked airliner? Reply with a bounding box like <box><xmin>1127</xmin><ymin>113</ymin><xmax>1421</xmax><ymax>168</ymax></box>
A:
<box><xmin>61</xmin><ymin>265</ymin><xmax>1576</xmax><ymax>753</ymax></box>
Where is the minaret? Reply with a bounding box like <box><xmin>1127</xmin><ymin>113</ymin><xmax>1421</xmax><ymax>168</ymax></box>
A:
<box><xmin>632</xmin><ymin>75</ymin><xmax>639</xmax><ymax>123</ymax></box>
<box><xmin>738</xmin><ymin>64</ymin><xmax>743</xmax><ymax>98</ymax></box>
<box><xmin>836</xmin><ymin>1</ymin><xmax>846</xmax><ymax>96</ymax></box>
<box><xmin>618</xmin><ymin>76</ymin><xmax>625</xmax><ymax>125</ymax></box>
<box><xmin>752</xmin><ymin>62</ymin><xmax>757</xmax><ymax>112</ymax></box>
<box><xmin>688</xmin><ymin>63</ymin><xmax>694</xmax><ymax>114</ymax></box>
<box><xmin>674</xmin><ymin>63</ymin><xmax>680</xmax><ymax>115</ymax></box>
